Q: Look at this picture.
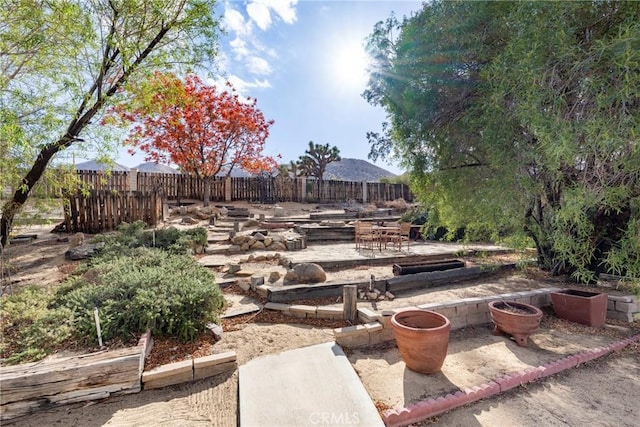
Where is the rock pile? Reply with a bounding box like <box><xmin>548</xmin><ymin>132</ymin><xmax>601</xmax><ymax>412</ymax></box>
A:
<box><xmin>228</xmin><ymin>230</ymin><xmax>306</xmax><ymax>252</ymax></box>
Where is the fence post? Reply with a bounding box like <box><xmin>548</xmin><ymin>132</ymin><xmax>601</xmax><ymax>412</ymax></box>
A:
<box><xmin>225</xmin><ymin>176</ymin><xmax>232</xmax><ymax>202</ymax></box>
<box><xmin>362</xmin><ymin>181</ymin><xmax>368</xmax><ymax>204</ymax></box>
<box><xmin>128</xmin><ymin>169</ymin><xmax>138</xmax><ymax>192</ymax></box>
<box><xmin>301</xmin><ymin>177</ymin><xmax>307</xmax><ymax>202</ymax></box>
<box><xmin>343</xmin><ymin>285</ymin><xmax>358</xmax><ymax>323</ymax></box>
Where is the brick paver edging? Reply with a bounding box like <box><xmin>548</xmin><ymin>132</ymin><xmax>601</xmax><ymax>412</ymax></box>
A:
<box><xmin>382</xmin><ymin>334</ymin><xmax>640</xmax><ymax>427</ymax></box>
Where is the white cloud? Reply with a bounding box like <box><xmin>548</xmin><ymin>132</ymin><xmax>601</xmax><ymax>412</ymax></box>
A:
<box><xmin>267</xmin><ymin>0</ymin><xmax>297</xmax><ymax>24</ymax></box>
<box><xmin>207</xmin><ymin>75</ymin><xmax>271</xmax><ymax>95</ymax></box>
<box><xmin>247</xmin><ymin>56</ymin><xmax>272</xmax><ymax>75</ymax></box>
<box><xmin>223</xmin><ymin>6</ymin><xmax>252</xmax><ymax>37</ymax></box>
<box><xmin>247</xmin><ymin>2</ymin><xmax>272</xmax><ymax>31</ymax></box>
<box><xmin>228</xmin><ymin>75</ymin><xmax>272</xmax><ymax>97</ymax></box>
<box><xmin>220</xmin><ymin>0</ymin><xmax>297</xmax><ymax>83</ymax></box>
<box><xmin>246</xmin><ymin>0</ymin><xmax>297</xmax><ymax>31</ymax></box>
<box><xmin>229</xmin><ymin>37</ymin><xmax>250</xmax><ymax>59</ymax></box>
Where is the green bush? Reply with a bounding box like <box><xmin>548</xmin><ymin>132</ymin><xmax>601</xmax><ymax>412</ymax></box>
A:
<box><xmin>94</xmin><ymin>221</ymin><xmax>208</xmax><ymax>256</ymax></box>
<box><xmin>51</xmin><ymin>247</ymin><xmax>224</xmax><ymax>343</ymax></box>
<box><xmin>2</xmin><ymin>230</ymin><xmax>223</xmax><ymax>364</ymax></box>
<box><xmin>0</xmin><ymin>287</ymin><xmax>74</xmax><ymax>364</ymax></box>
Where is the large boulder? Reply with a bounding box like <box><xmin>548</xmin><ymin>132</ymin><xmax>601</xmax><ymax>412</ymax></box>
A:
<box><xmin>283</xmin><ymin>263</ymin><xmax>327</xmax><ymax>285</ymax></box>
<box><xmin>270</xmin><ymin>242</ymin><xmax>287</xmax><ymax>252</ymax></box>
<box><xmin>65</xmin><ymin>242</ymin><xmax>106</xmax><ymax>260</ymax></box>
<box><xmin>230</xmin><ymin>234</ymin><xmax>252</xmax><ymax>245</ymax></box>
<box><xmin>244</xmin><ymin>218</ymin><xmax>260</xmax><ymax>228</ymax></box>
<box><xmin>250</xmin><ymin>240</ymin><xmax>266</xmax><ymax>250</ymax></box>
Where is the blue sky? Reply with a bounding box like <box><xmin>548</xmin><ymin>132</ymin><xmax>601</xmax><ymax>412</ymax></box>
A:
<box><xmin>215</xmin><ymin>0</ymin><xmax>423</xmax><ymax>175</ymax></box>
<box><xmin>110</xmin><ymin>0</ymin><xmax>424</xmax><ymax>175</ymax></box>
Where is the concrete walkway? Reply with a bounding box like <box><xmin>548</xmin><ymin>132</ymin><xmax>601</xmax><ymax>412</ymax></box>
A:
<box><xmin>200</xmin><ymin>240</ymin><xmax>507</xmax><ymax>268</ymax></box>
<box><xmin>239</xmin><ymin>342</ymin><xmax>384</xmax><ymax>427</ymax></box>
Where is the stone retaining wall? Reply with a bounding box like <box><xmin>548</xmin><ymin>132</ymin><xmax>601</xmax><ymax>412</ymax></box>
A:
<box><xmin>261</xmin><ymin>288</ymin><xmax>639</xmax><ymax>348</ymax></box>
<box><xmin>607</xmin><ymin>294</ymin><xmax>639</xmax><ymax>322</ymax></box>
<box><xmin>264</xmin><ymin>264</ymin><xmax>516</xmax><ymax>303</ymax></box>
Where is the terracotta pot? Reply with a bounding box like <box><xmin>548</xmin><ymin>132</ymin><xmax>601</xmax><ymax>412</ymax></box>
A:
<box><xmin>551</xmin><ymin>289</ymin><xmax>608</xmax><ymax>327</ymax></box>
<box><xmin>391</xmin><ymin>310</ymin><xmax>450</xmax><ymax>374</ymax></box>
<box><xmin>488</xmin><ymin>301</ymin><xmax>543</xmax><ymax>347</ymax></box>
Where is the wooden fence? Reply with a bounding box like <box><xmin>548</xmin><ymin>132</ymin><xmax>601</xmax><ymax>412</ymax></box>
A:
<box><xmin>74</xmin><ymin>171</ymin><xmax>413</xmax><ymax>204</ymax></box>
<box><xmin>64</xmin><ymin>190</ymin><xmax>164</xmax><ymax>233</ymax></box>
<box><xmin>76</xmin><ymin>170</ymin><xmax>131</xmax><ymax>193</ymax></box>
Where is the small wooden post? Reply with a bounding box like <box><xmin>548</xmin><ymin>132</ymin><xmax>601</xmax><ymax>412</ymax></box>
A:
<box><xmin>93</xmin><ymin>307</ymin><xmax>103</xmax><ymax>348</ymax></box>
<box><xmin>343</xmin><ymin>285</ymin><xmax>357</xmax><ymax>323</ymax></box>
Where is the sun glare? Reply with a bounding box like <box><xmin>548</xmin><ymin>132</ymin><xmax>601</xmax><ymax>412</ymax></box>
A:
<box><xmin>328</xmin><ymin>40</ymin><xmax>370</xmax><ymax>92</ymax></box>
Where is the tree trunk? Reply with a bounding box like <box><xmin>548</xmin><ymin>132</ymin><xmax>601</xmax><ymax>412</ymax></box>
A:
<box><xmin>203</xmin><ymin>177</ymin><xmax>211</xmax><ymax>207</ymax></box>
<box><xmin>524</xmin><ymin>197</ymin><xmax>557</xmax><ymax>273</ymax></box>
<box><xmin>588</xmin><ymin>206</ymin><xmax>631</xmax><ymax>276</ymax></box>
<box><xmin>1</xmin><ymin>141</ymin><xmax>68</xmax><ymax>247</ymax></box>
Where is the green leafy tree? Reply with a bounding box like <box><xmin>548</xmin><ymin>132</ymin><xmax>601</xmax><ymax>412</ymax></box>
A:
<box><xmin>364</xmin><ymin>1</ymin><xmax>640</xmax><ymax>282</ymax></box>
<box><xmin>0</xmin><ymin>0</ymin><xmax>220</xmax><ymax>247</ymax></box>
<box><xmin>1</xmin><ymin>2</ymin><xmax>87</xmax><ymax>222</ymax></box>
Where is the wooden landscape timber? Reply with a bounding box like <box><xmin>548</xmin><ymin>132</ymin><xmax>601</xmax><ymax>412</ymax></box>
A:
<box><xmin>299</xmin><ymin>253</ymin><xmax>476</xmax><ymax>272</ymax></box>
<box><xmin>386</xmin><ymin>264</ymin><xmax>516</xmax><ymax>295</ymax></box>
<box><xmin>0</xmin><ymin>347</ymin><xmax>142</xmax><ymax>422</ymax></box>
<box><xmin>392</xmin><ymin>259</ymin><xmax>466</xmax><ymax>276</ymax></box>
<box><xmin>0</xmin><ymin>328</ymin><xmax>237</xmax><ymax>422</ymax></box>
<box><xmin>309</xmin><ymin>212</ymin><xmax>358</xmax><ymax>220</ymax></box>
<box><xmin>266</xmin><ymin>263</ymin><xmax>516</xmax><ymax>303</ymax></box>
<box><xmin>299</xmin><ymin>225</ymin><xmax>355</xmax><ymax>242</ymax></box>
<box><xmin>267</xmin><ymin>280</ymin><xmax>382</xmax><ymax>303</ymax></box>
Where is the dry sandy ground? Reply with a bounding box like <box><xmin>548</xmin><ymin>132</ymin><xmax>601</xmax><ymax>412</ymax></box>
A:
<box><xmin>2</xmin><ymin>207</ymin><xmax>640</xmax><ymax>427</ymax></box>
<box><xmin>7</xmin><ymin>319</ymin><xmax>638</xmax><ymax>427</ymax></box>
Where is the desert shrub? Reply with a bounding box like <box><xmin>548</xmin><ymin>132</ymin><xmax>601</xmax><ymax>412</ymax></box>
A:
<box><xmin>401</xmin><ymin>206</ymin><xmax>429</xmax><ymax>225</ymax></box>
<box><xmin>401</xmin><ymin>207</ymin><xmax>467</xmax><ymax>241</ymax></box>
<box><xmin>51</xmin><ymin>247</ymin><xmax>224</xmax><ymax>343</ymax></box>
<box><xmin>379</xmin><ymin>174</ymin><xmax>410</xmax><ymax>185</ymax></box>
<box><xmin>1</xmin><ymin>228</ymin><xmax>221</xmax><ymax>365</ymax></box>
<box><xmin>383</xmin><ymin>198</ymin><xmax>409</xmax><ymax>211</ymax></box>
<box><xmin>0</xmin><ymin>287</ymin><xmax>74</xmax><ymax>364</ymax></box>
<box><xmin>93</xmin><ymin>221</ymin><xmax>208</xmax><ymax>256</ymax></box>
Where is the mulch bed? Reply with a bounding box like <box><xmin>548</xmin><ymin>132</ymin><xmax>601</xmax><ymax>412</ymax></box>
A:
<box><xmin>144</xmin><ymin>334</ymin><xmax>218</xmax><ymax>371</ymax></box>
<box><xmin>221</xmin><ymin>308</ymin><xmax>351</xmax><ymax>332</ymax></box>
<box><xmin>144</xmin><ymin>305</ymin><xmax>353</xmax><ymax>370</ymax></box>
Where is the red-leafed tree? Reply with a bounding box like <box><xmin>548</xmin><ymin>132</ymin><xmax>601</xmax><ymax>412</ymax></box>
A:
<box><xmin>108</xmin><ymin>73</ymin><xmax>277</xmax><ymax>206</ymax></box>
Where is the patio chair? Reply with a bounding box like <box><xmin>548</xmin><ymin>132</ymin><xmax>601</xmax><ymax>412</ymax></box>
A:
<box><xmin>378</xmin><ymin>222</ymin><xmax>402</xmax><ymax>251</ymax></box>
<box><xmin>398</xmin><ymin>222</ymin><xmax>412</xmax><ymax>251</ymax></box>
<box><xmin>355</xmin><ymin>221</ymin><xmax>376</xmax><ymax>252</ymax></box>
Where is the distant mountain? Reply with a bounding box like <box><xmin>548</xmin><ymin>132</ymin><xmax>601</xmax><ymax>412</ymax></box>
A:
<box><xmin>134</xmin><ymin>162</ymin><xmax>179</xmax><ymax>174</ymax></box>
<box><xmin>323</xmin><ymin>158</ymin><xmax>396</xmax><ymax>182</ymax></box>
<box><xmin>75</xmin><ymin>160</ymin><xmax>129</xmax><ymax>171</ymax></box>
<box><xmin>215</xmin><ymin>168</ymin><xmax>253</xmax><ymax>178</ymax></box>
